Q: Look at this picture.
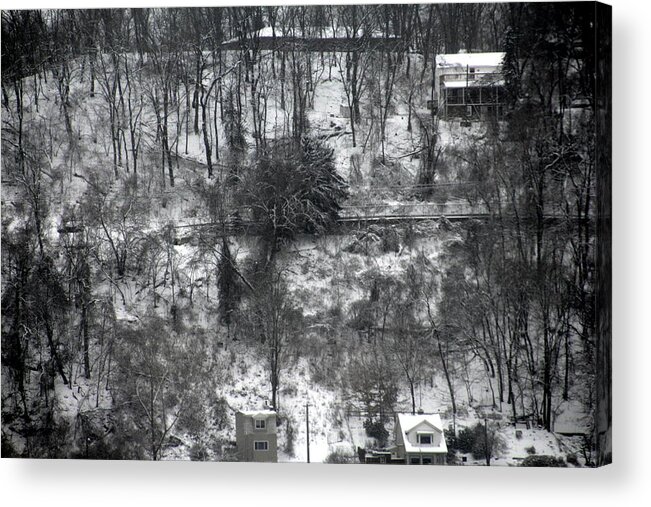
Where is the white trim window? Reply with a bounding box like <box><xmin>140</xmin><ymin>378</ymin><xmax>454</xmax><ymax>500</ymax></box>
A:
<box><xmin>417</xmin><ymin>433</ymin><xmax>433</xmax><ymax>445</ymax></box>
<box><xmin>254</xmin><ymin>441</ymin><xmax>269</xmax><ymax>451</ymax></box>
<box><xmin>254</xmin><ymin>419</ymin><xmax>266</xmax><ymax>430</ymax></box>
<box><xmin>416</xmin><ymin>433</ymin><xmax>434</xmax><ymax>445</ymax></box>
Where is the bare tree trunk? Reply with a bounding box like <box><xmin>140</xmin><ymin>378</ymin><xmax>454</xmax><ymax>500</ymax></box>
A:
<box><xmin>437</xmin><ymin>337</ymin><xmax>457</xmax><ymax>428</ymax></box>
<box><xmin>200</xmin><ymin>85</ymin><xmax>213</xmax><ymax>179</ymax></box>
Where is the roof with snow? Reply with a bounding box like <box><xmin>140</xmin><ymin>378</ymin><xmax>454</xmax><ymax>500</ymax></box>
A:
<box><xmin>222</xmin><ymin>25</ymin><xmax>403</xmax><ymax>49</ymax></box>
<box><xmin>443</xmin><ymin>78</ymin><xmax>504</xmax><ymax>88</ymax></box>
<box><xmin>254</xmin><ymin>26</ymin><xmax>356</xmax><ymax>38</ymax></box>
<box><xmin>248</xmin><ymin>26</ymin><xmax>400</xmax><ymax>39</ymax></box>
<box><xmin>397</xmin><ymin>413</ymin><xmax>448</xmax><ymax>454</ymax></box>
<box><xmin>436</xmin><ymin>52</ymin><xmax>505</xmax><ymax>69</ymax></box>
<box><xmin>238</xmin><ymin>409</ymin><xmax>277</xmax><ymax>417</ymax></box>
<box><xmin>398</xmin><ymin>413</ymin><xmax>444</xmax><ymax>433</ymax></box>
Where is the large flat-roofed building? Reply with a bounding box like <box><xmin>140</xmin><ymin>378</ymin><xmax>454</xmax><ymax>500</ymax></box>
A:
<box><xmin>434</xmin><ymin>51</ymin><xmax>506</xmax><ymax>120</ymax></box>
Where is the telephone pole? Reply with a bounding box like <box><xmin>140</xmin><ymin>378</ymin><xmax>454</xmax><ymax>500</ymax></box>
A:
<box><xmin>484</xmin><ymin>417</ymin><xmax>490</xmax><ymax>466</ymax></box>
<box><xmin>306</xmin><ymin>402</ymin><xmax>311</xmax><ymax>463</ymax></box>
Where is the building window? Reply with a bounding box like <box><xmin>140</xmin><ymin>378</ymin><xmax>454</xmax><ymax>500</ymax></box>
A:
<box><xmin>254</xmin><ymin>441</ymin><xmax>269</xmax><ymax>451</ymax></box>
<box><xmin>417</xmin><ymin>433</ymin><xmax>433</xmax><ymax>445</ymax></box>
<box><xmin>466</xmin><ymin>87</ymin><xmax>481</xmax><ymax>104</ymax></box>
<box><xmin>410</xmin><ymin>456</ymin><xmax>421</xmax><ymax>465</ymax></box>
<box><xmin>447</xmin><ymin>88</ymin><xmax>464</xmax><ymax>105</ymax></box>
<box><xmin>422</xmin><ymin>457</ymin><xmax>433</xmax><ymax>465</ymax></box>
<box><xmin>254</xmin><ymin>419</ymin><xmax>266</xmax><ymax>430</ymax></box>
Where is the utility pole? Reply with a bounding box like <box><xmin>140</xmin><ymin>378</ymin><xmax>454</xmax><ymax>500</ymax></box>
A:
<box><xmin>306</xmin><ymin>403</ymin><xmax>311</xmax><ymax>463</ymax></box>
<box><xmin>484</xmin><ymin>417</ymin><xmax>490</xmax><ymax>466</ymax></box>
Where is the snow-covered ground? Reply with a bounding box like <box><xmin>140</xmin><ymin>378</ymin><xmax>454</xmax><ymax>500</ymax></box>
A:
<box><xmin>2</xmin><ymin>47</ymin><xmax>588</xmax><ymax>465</ymax></box>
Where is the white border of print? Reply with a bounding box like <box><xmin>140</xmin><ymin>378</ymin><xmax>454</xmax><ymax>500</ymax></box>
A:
<box><xmin>1</xmin><ymin>1</ymin><xmax>649</xmax><ymax>506</ymax></box>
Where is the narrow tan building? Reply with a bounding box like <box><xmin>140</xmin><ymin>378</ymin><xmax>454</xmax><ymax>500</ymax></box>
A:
<box><xmin>235</xmin><ymin>409</ymin><xmax>278</xmax><ymax>463</ymax></box>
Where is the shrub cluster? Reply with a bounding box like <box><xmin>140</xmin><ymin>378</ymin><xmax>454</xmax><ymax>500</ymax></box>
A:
<box><xmin>520</xmin><ymin>455</ymin><xmax>567</xmax><ymax>467</ymax></box>
<box><xmin>447</xmin><ymin>422</ymin><xmax>504</xmax><ymax>461</ymax></box>
<box><xmin>566</xmin><ymin>453</ymin><xmax>580</xmax><ymax>466</ymax></box>
<box><xmin>324</xmin><ymin>448</ymin><xmax>357</xmax><ymax>464</ymax></box>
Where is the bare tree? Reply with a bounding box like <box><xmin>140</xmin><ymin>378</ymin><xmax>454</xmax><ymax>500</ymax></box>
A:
<box><xmin>242</xmin><ymin>268</ymin><xmax>303</xmax><ymax>410</ymax></box>
<box><xmin>113</xmin><ymin>315</ymin><xmax>209</xmax><ymax>460</ymax></box>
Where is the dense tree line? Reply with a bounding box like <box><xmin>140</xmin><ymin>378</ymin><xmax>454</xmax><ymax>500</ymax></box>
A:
<box><xmin>334</xmin><ymin>3</ymin><xmax>600</xmax><ymax>457</ymax></box>
<box><xmin>434</xmin><ymin>2</ymin><xmax>599</xmax><ymax>445</ymax></box>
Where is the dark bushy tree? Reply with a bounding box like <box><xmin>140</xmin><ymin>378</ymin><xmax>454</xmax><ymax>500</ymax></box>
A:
<box><xmin>450</xmin><ymin>422</ymin><xmax>505</xmax><ymax>465</ymax></box>
<box><xmin>363</xmin><ymin>419</ymin><xmax>390</xmax><ymax>448</ymax></box>
<box><xmin>239</xmin><ymin>136</ymin><xmax>348</xmax><ymax>264</ymax></box>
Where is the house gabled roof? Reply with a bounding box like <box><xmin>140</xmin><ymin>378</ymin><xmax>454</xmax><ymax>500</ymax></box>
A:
<box><xmin>404</xmin><ymin>418</ymin><xmax>441</xmax><ymax>435</ymax></box>
<box><xmin>398</xmin><ymin>413</ymin><xmax>444</xmax><ymax>434</ymax></box>
<box><xmin>397</xmin><ymin>413</ymin><xmax>447</xmax><ymax>454</ymax></box>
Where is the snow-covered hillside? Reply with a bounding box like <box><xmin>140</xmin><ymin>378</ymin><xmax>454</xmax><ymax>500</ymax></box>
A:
<box><xmin>2</xmin><ymin>6</ymin><xmax>598</xmax><ymax>467</ymax></box>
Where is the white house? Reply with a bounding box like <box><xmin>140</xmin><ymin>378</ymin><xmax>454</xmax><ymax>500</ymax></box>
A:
<box><xmin>434</xmin><ymin>51</ymin><xmax>506</xmax><ymax>120</ymax></box>
<box><xmin>393</xmin><ymin>413</ymin><xmax>447</xmax><ymax>465</ymax></box>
